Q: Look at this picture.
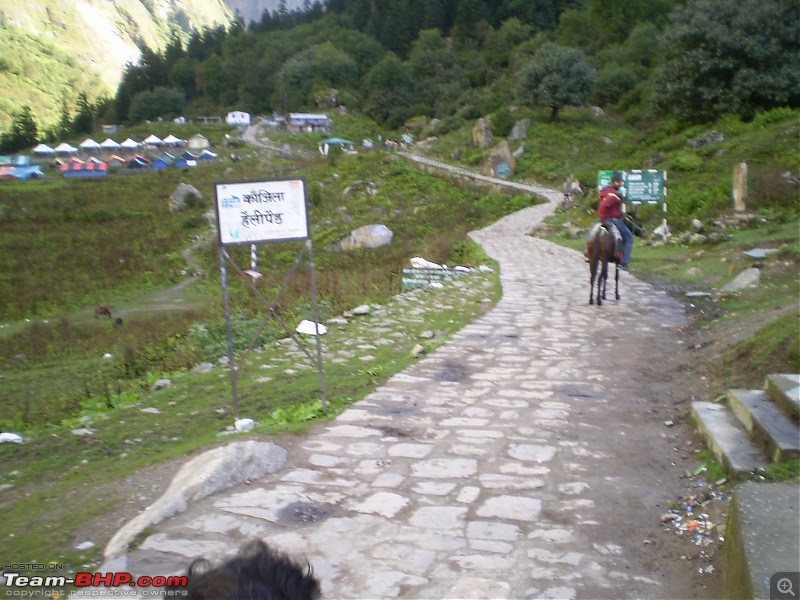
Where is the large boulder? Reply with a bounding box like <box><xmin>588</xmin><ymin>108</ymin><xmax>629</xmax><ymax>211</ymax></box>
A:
<box><xmin>104</xmin><ymin>440</ymin><xmax>287</xmax><ymax>559</ymax></box>
<box><xmin>472</xmin><ymin>118</ymin><xmax>494</xmax><ymax>149</ymax></box>
<box><xmin>170</xmin><ymin>183</ymin><xmax>202</xmax><ymax>212</ymax></box>
<box><xmin>328</xmin><ymin>224</ymin><xmax>394</xmax><ymax>252</ymax></box>
<box><xmin>483</xmin><ymin>140</ymin><xmax>516</xmax><ymax>178</ymax></box>
<box><xmin>507</xmin><ymin>119</ymin><xmax>531</xmax><ymax>143</ymax></box>
<box><xmin>314</xmin><ymin>88</ymin><xmax>339</xmax><ymax>109</ymax></box>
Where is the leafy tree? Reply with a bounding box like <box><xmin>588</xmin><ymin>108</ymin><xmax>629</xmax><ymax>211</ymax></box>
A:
<box><xmin>515</xmin><ymin>42</ymin><xmax>596</xmax><ymax>120</ymax></box>
<box><xmin>407</xmin><ymin>29</ymin><xmax>469</xmax><ymax>116</ymax></box>
<box><xmin>1</xmin><ymin>105</ymin><xmax>39</xmax><ymax>152</ymax></box>
<box><xmin>362</xmin><ymin>52</ymin><xmax>417</xmax><ymax>126</ymax></box>
<box><xmin>198</xmin><ymin>54</ymin><xmax>229</xmax><ymax>105</ymax></box>
<box><xmin>587</xmin><ymin>0</ymin><xmax>672</xmax><ymax>46</ymax></box>
<box><xmin>652</xmin><ymin>0</ymin><xmax>800</xmax><ymax>123</ymax></box>
<box><xmin>73</xmin><ymin>93</ymin><xmax>94</xmax><ymax>135</ymax></box>
<box><xmin>274</xmin><ymin>42</ymin><xmax>358</xmax><ymax>110</ymax></box>
<box><xmin>169</xmin><ymin>57</ymin><xmax>199</xmax><ymax>99</ymax></box>
<box><xmin>128</xmin><ymin>87</ymin><xmax>186</xmax><ymax>124</ymax></box>
<box><xmin>483</xmin><ymin>18</ymin><xmax>532</xmax><ymax>68</ymax></box>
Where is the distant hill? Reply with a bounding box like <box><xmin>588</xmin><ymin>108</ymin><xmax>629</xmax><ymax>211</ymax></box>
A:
<box><xmin>223</xmin><ymin>0</ymin><xmax>305</xmax><ymax>24</ymax></box>
<box><xmin>0</xmin><ymin>0</ymin><xmax>233</xmax><ymax>132</ymax></box>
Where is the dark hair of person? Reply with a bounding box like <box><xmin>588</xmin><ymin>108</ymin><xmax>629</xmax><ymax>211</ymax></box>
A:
<box><xmin>165</xmin><ymin>540</ymin><xmax>321</xmax><ymax>600</ymax></box>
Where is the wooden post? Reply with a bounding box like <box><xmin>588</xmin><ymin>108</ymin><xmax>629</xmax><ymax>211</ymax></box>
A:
<box><xmin>732</xmin><ymin>162</ymin><xmax>748</xmax><ymax>212</ymax></box>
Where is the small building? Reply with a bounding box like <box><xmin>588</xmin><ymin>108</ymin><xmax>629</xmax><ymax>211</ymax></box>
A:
<box><xmin>288</xmin><ymin>113</ymin><xmax>331</xmax><ymax>133</ymax></box>
<box><xmin>226</xmin><ymin>111</ymin><xmax>251</xmax><ymax>126</ymax></box>
<box><xmin>196</xmin><ymin>116</ymin><xmax>223</xmax><ymax>125</ymax></box>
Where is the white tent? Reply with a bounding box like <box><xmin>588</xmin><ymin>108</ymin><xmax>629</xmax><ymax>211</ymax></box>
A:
<box><xmin>143</xmin><ymin>134</ymin><xmax>163</xmax><ymax>146</ymax></box>
<box><xmin>100</xmin><ymin>138</ymin><xmax>120</xmax><ymax>150</ymax></box>
<box><xmin>32</xmin><ymin>144</ymin><xmax>55</xmax><ymax>155</ymax></box>
<box><xmin>79</xmin><ymin>138</ymin><xmax>101</xmax><ymax>150</ymax></box>
<box><xmin>54</xmin><ymin>142</ymin><xmax>78</xmax><ymax>154</ymax></box>
<box><xmin>163</xmin><ymin>134</ymin><xmax>184</xmax><ymax>146</ymax></box>
<box><xmin>120</xmin><ymin>138</ymin><xmax>140</xmax><ymax>150</ymax></box>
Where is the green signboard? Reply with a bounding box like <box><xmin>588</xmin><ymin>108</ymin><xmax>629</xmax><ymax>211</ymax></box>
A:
<box><xmin>597</xmin><ymin>170</ymin><xmax>667</xmax><ymax>205</ymax></box>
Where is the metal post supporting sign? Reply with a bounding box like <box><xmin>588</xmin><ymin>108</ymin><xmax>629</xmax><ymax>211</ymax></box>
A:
<box><xmin>213</xmin><ymin>177</ymin><xmax>326</xmax><ymax>420</ymax></box>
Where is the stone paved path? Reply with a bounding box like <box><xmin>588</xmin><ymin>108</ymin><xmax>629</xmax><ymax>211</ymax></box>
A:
<box><xmin>98</xmin><ymin>189</ymin><xmax>701</xmax><ymax>599</ymax></box>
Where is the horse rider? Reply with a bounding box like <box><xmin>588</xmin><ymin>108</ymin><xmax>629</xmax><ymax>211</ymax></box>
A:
<box><xmin>597</xmin><ymin>171</ymin><xmax>634</xmax><ymax>270</ymax></box>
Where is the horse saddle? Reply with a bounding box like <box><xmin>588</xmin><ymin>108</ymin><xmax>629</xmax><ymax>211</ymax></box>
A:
<box><xmin>588</xmin><ymin>221</ymin><xmax>624</xmax><ymax>261</ymax></box>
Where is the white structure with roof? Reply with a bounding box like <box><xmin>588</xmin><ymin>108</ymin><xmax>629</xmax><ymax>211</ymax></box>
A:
<box><xmin>226</xmin><ymin>111</ymin><xmax>251</xmax><ymax>126</ymax></box>
<box><xmin>120</xmin><ymin>138</ymin><xmax>140</xmax><ymax>150</ymax></box>
<box><xmin>33</xmin><ymin>144</ymin><xmax>55</xmax><ymax>155</ymax></box>
<box><xmin>55</xmin><ymin>143</ymin><xmax>78</xmax><ymax>154</ymax></box>
<box><xmin>100</xmin><ymin>138</ymin><xmax>120</xmax><ymax>150</ymax></box>
<box><xmin>143</xmin><ymin>134</ymin><xmax>163</xmax><ymax>147</ymax></box>
<box><xmin>162</xmin><ymin>134</ymin><xmax>184</xmax><ymax>147</ymax></box>
<box><xmin>79</xmin><ymin>138</ymin><xmax>101</xmax><ymax>150</ymax></box>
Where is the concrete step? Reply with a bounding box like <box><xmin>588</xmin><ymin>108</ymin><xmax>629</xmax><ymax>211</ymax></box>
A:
<box><xmin>728</xmin><ymin>389</ymin><xmax>800</xmax><ymax>462</ymax></box>
<box><xmin>765</xmin><ymin>373</ymin><xmax>800</xmax><ymax>423</ymax></box>
<box><xmin>691</xmin><ymin>402</ymin><xmax>770</xmax><ymax>479</ymax></box>
<box><xmin>721</xmin><ymin>481</ymin><xmax>800</xmax><ymax>600</ymax></box>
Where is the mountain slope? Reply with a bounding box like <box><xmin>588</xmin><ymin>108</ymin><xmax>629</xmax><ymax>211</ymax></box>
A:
<box><xmin>0</xmin><ymin>0</ymin><xmax>233</xmax><ymax>132</ymax></box>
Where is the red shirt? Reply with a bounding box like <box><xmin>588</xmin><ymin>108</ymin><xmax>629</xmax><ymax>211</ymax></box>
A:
<box><xmin>598</xmin><ymin>185</ymin><xmax>623</xmax><ymax>220</ymax></box>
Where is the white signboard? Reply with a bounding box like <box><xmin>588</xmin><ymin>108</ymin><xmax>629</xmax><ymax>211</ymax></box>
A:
<box><xmin>214</xmin><ymin>178</ymin><xmax>309</xmax><ymax>245</ymax></box>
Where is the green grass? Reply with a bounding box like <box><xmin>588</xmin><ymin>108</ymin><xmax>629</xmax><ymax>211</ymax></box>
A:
<box><xmin>0</xmin><ymin>264</ymin><xmax>500</xmax><ymax>574</ymax></box>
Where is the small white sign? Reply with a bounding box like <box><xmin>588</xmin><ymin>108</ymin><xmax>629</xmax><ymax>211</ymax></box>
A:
<box><xmin>215</xmin><ymin>178</ymin><xmax>309</xmax><ymax>245</ymax></box>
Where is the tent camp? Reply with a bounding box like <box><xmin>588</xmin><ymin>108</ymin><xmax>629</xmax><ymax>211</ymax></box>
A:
<box><xmin>319</xmin><ymin>138</ymin><xmax>355</xmax><ymax>155</ymax></box>
<box><xmin>198</xmin><ymin>149</ymin><xmax>217</xmax><ymax>161</ymax></box>
<box><xmin>162</xmin><ymin>134</ymin><xmax>184</xmax><ymax>147</ymax></box>
<box><xmin>152</xmin><ymin>152</ymin><xmax>175</xmax><ymax>170</ymax></box>
<box><xmin>80</xmin><ymin>138</ymin><xmax>101</xmax><ymax>151</ymax></box>
<box><xmin>33</xmin><ymin>144</ymin><xmax>55</xmax><ymax>156</ymax></box>
<box><xmin>55</xmin><ymin>143</ymin><xmax>78</xmax><ymax>155</ymax></box>
<box><xmin>143</xmin><ymin>134</ymin><xmax>163</xmax><ymax>147</ymax></box>
<box><xmin>61</xmin><ymin>161</ymin><xmax>108</xmax><ymax>178</ymax></box>
<box><xmin>107</xmin><ymin>155</ymin><xmax>126</xmax><ymax>169</ymax></box>
<box><xmin>121</xmin><ymin>138</ymin><xmax>140</xmax><ymax>151</ymax></box>
<box><xmin>101</xmin><ymin>138</ymin><xmax>120</xmax><ymax>151</ymax></box>
<box><xmin>126</xmin><ymin>155</ymin><xmax>150</xmax><ymax>169</ymax></box>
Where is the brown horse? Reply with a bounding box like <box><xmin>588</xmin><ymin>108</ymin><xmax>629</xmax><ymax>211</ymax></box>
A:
<box><xmin>587</xmin><ymin>224</ymin><xmax>620</xmax><ymax>306</ymax></box>
<box><xmin>587</xmin><ymin>213</ymin><xmax>645</xmax><ymax>306</ymax></box>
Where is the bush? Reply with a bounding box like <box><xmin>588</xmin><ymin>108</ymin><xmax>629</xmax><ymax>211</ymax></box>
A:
<box><xmin>490</xmin><ymin>108</ymin><xmax>515</xmax><ymax>137</ymax></box>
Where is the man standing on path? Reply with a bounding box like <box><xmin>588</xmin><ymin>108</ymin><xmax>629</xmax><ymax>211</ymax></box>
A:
<box><xmin>598</xmin><ymin>171</ymin><xmax>634</xmax><ymax>269</ymax></box>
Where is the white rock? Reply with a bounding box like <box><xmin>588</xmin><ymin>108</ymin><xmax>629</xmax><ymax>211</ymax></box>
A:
<box><xmin>410</xmin><ymin>256</ymin><xmax>443</xmax><ymax>269</ymax></box>
<box><xmin>235</xmin><ymin>418</ymin><xmax>256</xmax><ymax>432</ymax></box>
<box><xmin>296</xmin><ymin>320</ymin><xmax>328</xmax><ymax>335</ymax></box>
<box><xmin>0</xmin><ymin>432</ymin><xmax>24</xmax><ymax>444</ymax></box>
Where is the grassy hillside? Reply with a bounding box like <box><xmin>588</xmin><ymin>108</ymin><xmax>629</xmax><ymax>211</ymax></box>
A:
<box><xmin>0</xmin><ymin>107</ymin><xmax>797</xmax><ymax>574</ymax></box>
<box><xmin>0</xmin><ymin>0</ymin><xmax>232</xmax><ymax>131</ymax></box>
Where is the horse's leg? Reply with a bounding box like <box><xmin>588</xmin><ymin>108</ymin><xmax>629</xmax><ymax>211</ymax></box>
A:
<box><xmin>614</xmin><ymin>262</ymin><xmax>621</xmax><ymax>300</ymax></box>
<box><xmin>588</xmin><ymin>237</ymin><xmax>597</xmax><ymax>304</ymax></box>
